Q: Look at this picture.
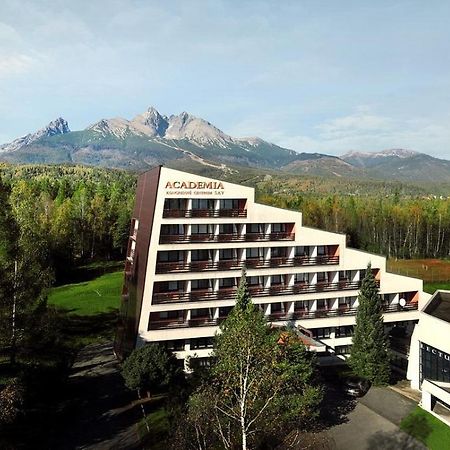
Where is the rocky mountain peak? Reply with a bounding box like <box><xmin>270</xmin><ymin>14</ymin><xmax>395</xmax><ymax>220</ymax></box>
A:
<box><xmin>0</xmin><ymin>117</ymin><xmax>70</xmax><ymax>153</ymax></box>
<box><xmin>44</xmin><ymin>117</ymin><xmax>70</xmax><ymax>136</ymax></box>
<box><xmin>131</xmin><ymin>106</ymin><xmax>168</xmax><ymax>137</ymax></box>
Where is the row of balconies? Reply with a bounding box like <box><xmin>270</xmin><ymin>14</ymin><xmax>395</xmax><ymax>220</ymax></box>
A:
<box><xmin>148</xmin><ymin>302</ymin><xmax>418</xmax><ymax>330</ymax></box>
<box><xmin>163</xmin><ymin>208</ymin><xmax>247</xmax><ymax>218</ymax></box>
<box><xmin>152</xmin><ymin>279</ymin><xmax>366</xmax><ymax>304</ymax></box>
<box><xmin>155</xmin><ymin>255</ymin><xmax>340</xmax><ymax>274</ymax></box>
<box><xmin>159</xmin><ymin>231</ymin><xmax>295</xmax><ymax>244</ymax></box>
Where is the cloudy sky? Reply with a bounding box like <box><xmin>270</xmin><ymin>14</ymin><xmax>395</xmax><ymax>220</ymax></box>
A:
<box><xmin>1</xmin><ymin>0</ymin><xmax>450</xmax><ymax>157</ymax></box>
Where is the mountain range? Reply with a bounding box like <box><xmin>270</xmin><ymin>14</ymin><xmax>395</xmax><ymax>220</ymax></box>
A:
<box><xmin>1</xmin><ymin>107</ymin><xmax>450</xmax><ymax>181</ymax></box>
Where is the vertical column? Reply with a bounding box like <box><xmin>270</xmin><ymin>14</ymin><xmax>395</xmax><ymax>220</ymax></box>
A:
<box><xmin>186</xmin><ymin>199</ymin><xmax>192</xmax><ymax>214</ymax></box>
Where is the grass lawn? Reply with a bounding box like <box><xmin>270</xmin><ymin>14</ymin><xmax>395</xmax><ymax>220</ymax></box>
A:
<box><xmin>137</xmin><ymin>396</ymin><xmax>170</xmax><ymax>450</ymax></box>
<box><xmin>400</xmin><ymin>406</ymin><xmax>450</xmax><ymax>450</ymax></box>
<box><xmin>387</xmin><ymin>258</ymin><xmax>450</xmax><ymax>283</ymax></box>
<box><xmin>48</xmin><ymin>270</ymin><xmax>123</xmax><ymax>315</ymax></box>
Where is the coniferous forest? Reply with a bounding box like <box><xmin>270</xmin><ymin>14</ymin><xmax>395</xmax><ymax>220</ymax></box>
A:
<box><xmin>1</xmin><ymin>163</ymin><xmax>450</xmax><ymax>284</ymax></box>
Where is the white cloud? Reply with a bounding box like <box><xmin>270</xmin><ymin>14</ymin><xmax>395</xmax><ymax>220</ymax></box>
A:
<box><xmin>0</xmin><ymin>54</ymin><xmax>36</xmax><ymax>78</ymax></box>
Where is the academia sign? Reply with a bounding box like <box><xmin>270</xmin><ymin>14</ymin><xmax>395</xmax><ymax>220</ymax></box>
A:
<box><xmin>165</xmin><ymin>181</ymin><xmax>224</xmax><ymax>190</ymax></box>
<box><xmin>164</xmin><ymin>180</ymin><xmax>225</xmax><ymax>196</ymax></box>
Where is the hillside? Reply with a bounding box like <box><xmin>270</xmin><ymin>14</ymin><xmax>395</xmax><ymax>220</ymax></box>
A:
<box><xmin>2</xmin><ymin>109</ymin><xmax>450</xmax><ymax>182</ymax></box>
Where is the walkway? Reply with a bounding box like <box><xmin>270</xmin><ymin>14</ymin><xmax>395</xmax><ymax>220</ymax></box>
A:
<box><xmin>52</xmin><ymin>342</ymin><xmax>142</xmax><ymax>450</ymax></box>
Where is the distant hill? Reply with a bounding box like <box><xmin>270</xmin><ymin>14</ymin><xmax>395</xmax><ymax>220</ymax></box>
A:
<box><xmin>2</xmin><ymin>109</ymin><xmax>450</xmax><ymax>182</ymax></box>
<box><xmin>0</xmin><ymin>107</ymin><xmax>329</xmax><ymax>171</ymax></box>
<box><xmin>341</xmin><ymin>149</ymin><xmax>450</xmax><ymax>182</ymax></box>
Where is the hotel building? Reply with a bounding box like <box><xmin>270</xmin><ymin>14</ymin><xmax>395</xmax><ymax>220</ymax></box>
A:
<box><xmin>115</xmin><ymin>166</ymin><xmax>430</xmax><ymax>368</ymax></box>
<box><xmin>407</xmin><ymin>291</ymin><xmax>450</xmax><ymax>425</ymax></box>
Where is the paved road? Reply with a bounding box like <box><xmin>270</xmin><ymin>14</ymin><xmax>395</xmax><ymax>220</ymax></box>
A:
<box><xmin>52</xmin><ymin>342</ymin><xmax>142</xmax><ymax>450</ymax></box>
<box><xmin>325</xmin><ymin>387</ymin><xmax>426</xmax><ymax>450</ymax></box>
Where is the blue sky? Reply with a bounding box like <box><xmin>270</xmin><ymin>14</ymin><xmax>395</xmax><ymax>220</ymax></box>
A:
<box><xmin>1</xmin><ymin>0</ymin><xmax>450</xmax><ymax>157</ymax></box>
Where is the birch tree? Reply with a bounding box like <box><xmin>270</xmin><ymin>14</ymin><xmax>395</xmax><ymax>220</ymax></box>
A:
<box><xmin>181</xmin><ymin>271</ymin><xmax>322</xmax><ymax>450</ymax></box>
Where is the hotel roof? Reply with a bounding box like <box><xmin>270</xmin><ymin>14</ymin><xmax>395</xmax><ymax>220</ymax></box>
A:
<box><xmin>423</xmin><ymin>290</ymin><xmax>450</xmax><ymax>323</ymax></box>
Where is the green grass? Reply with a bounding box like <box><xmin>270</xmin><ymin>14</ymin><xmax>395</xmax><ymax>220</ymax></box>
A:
<box><xmin>400</xmin><ymin>406</ymin><xmax>450</xmax><ymax>449</ymax></box>
<box><xmin>424</xmin><ymin>281</ymin><xmax>450</xmax><ymax>295</ymax></box>
<box><xmin>137</xmin><ymin>396</ymin><xmax>170</xmax><ymax>450</ymax></box>
<box><xmin>48</xmin><ymin>270</ymin><xmax>123</xmax><ymax>315</ymax></box>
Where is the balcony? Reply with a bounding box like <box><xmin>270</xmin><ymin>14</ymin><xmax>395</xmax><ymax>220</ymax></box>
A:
<box><xmin>159</xmin><ymin>232</ymin><xmax>295</xmax><ymax>244</ymax></box>
<box><xmin>155</xmin><ymin>255</ymin><xmax>340</xmax><ymax>274</ymax></box>
<box><xmin>268</xmin><ymin>302</ymin><xmax>418</xmax><ymax>321</ymax></box>
<box><xmin>152</xmin><ymin>280</ymin><xmax>367</xmax><ymax>304</ymax></box>
<box><xmin>163</xmin><ymin>208</ymin><xmax>247</xmax><ymax>218</ymax></box>
<box><xmin>147</xmin><ymin>302</ymin><xmax>419</xmax><ymax>330</ymax></box>
<box><xmin>156</xmin><ymin>259</ymin><xmax>244</xmax><ymax>274</ymax></box>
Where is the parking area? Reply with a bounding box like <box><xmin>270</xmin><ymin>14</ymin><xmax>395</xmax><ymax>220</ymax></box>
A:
<box><xmin>323</xmin><ymin>386</ymin><xmax>427</xmax><ymax>450</ymax></box>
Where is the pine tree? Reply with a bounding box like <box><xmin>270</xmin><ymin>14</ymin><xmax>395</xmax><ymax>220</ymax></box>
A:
<box><xmin>350</xmin><ymin>263</ymin><xmax>391</xmax><ymax>385</ymax></box>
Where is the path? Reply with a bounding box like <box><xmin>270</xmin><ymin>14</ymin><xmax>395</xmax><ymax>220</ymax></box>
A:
<box><xmin>325</xmin><ymin>387</ymin><xmax>426</xmax><ymax>450</ymax></box>
<box><xmin>52</xmin><ymin>342</ymin><xmax>142</xmax><ymax>450</ymax></box>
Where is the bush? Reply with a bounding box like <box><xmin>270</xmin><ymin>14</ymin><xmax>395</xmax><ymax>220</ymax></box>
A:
<box><xmin>0</xmin><ymin>378</ymin><xmax>25</xmax><ymax>426</ymax></box>
<box><xmin>121</xmin><ymin>344</ymin><xmax>180</xmax><ymax>395</ymax></box>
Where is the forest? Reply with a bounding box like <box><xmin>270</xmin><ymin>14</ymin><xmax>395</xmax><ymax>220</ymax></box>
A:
<box><xmin>0</xmin><ymin>163</ymin><xmax>450</xmax><ymax>285</ymax></box>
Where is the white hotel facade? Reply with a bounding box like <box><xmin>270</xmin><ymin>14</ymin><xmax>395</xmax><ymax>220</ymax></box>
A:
<box><xmin>115</xmin><ymin>166</ymin><xmax>430</xmax><ymax>368</ymax></box>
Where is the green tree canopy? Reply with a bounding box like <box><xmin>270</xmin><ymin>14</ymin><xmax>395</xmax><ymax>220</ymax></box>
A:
<box><xmin>180</xmin><ymin>271</ymin><xmax>322</xmax><ymax>450</ymax></box>
<box><xmin>350</xmin><ymin>263</ymin><xmax>391</xmax><ymax>385</ymax></box>
<box><xmin>121</xmin><ymin>343</ymin><xmax>180</xmax><ymax>394</ymax></box>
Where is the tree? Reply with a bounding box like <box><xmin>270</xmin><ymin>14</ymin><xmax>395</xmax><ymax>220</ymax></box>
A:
<box><xmin>181</xmin><ymin>271</ymin><xmax>322</xmax><ymax>450</ymax></box>
<box><xmin>350</xmin><ymin>263</ymin><xmax>391</xmax><ymax>385</ymax></box>
<box><xmin>121</xmin><ymin>343</ymin><xmax>180</xmax><ymax>395</ymax></box>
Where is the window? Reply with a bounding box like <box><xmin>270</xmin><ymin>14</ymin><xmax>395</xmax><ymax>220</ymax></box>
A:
<box><xmin>191</xmin><ymin>249</ymin><xmax>211</xmax><ymax>261</ymax></box>
<box><xmin>219</xmin><ymin>306</ymin><xmax>233</xmax><ymax>318</ymax></box>
<box><xmin>192</xmin><ymin>199</ymin><xmax>215</xmax><ymax>210</ymax></box>
<box><xmin>312</xmin><ymin>328</ymin><xmax>331</xmax><ymax>339</ymax></box>
<box><xmin>191</xmin><ymin>337</ymin><xmax>214</xmax><ymax>350</ymax></box>
<box><xmin>191</xmin><ymin>279</ymin><xmax>211</xmax><ymax>290</ymax></box>
<box><xmin>294</xmin><ymin>273</ymin><xmax>307</xmax><ymax>284</ymax></box>
<box><xmin>271</xmin><ymin>247</ymin><xmax>288</xmax><ymax>257</ymax></box>
<box><xmin>317</xmin><ymin>246</ymin><xmax>326</xmax><ymax>256</ymax></box>
<box><xmin>338</xmin><ymin>297</ymin><xmax>351</xmax><ymax>308</ymax></box>
<box><xmin>191</xmin><ymin>224</ymin><xmax>213</xmax><ymax>235</ymax></box>
<box><xmin>295</xmin><ymin>246</ymin><xmax>309</xmax><ymax>256</ymax></box>
<box><xmin>219</xmin><ymin>278</ymin><xmax>236</xmax><ymax>288</ymax></box>
<box><xmin>271</xmin><ymin>275</ymin><xmax>283</xmax><ymax>285</ymax></box>
<box><xmin>339</xmin><ymin>271</ymin><xmax>349</xmax><ymax>281</ymax></box>
<box><xmin>161</xmin><ymin>224</ymin><xmax>184</xmax><ymax>235</ymax></box>
<box><xmin>317</xmin><ymin>299</ymin><xmax>328</xmax><ymax>310</ymax></box>
<box><xmin>271</xmin><ymin>223</ymin><xmax>287</xmax><ymax>233</ymax></box>
<box><xmin>191</xmin><ymin>308</ymin><xmax>211</xmax><ymax>318</ymax></box>
<box><xmin>271</xmin><ymin>303</ymin><xmax>283</xmax><ymax>313</ymax></box>
<box><xmin>164</xmin><ymin>198</ymin><xmax>185</xmax><ymax>210</ymax></box>
<box><xmin>335</xmin><ymin>326</ymin><xmax>353</xmax><ymax>337</ymax></box>
<box><xmin>317</xmin><ymin>272</ymin><xmax>327</xmax><ymax>282</ymax></box>
<box><xmin>219</xmin><ymin>223</ymin><xmax>236</xmax><ymax>234</ymax></box>
<box><xmin>163</xmin><ymin>340</ymin><xmax>185</xmax><ymax>351</ymax></box>
<box><xmin>220</xmin><ymin>199</ymin><xmax>240</xmax><ymax>209</ymax></box>
<box><xmin>247</xmin><ymin>248</ymin><xmax>263</xmax><ymax>259</ymax></box>
<box><xmin>158</xmin><ymin>251</ymin><xmax>184</xmax><ymax>262</ymax></box>
<box><xmin>295</xmin><ymin>300</ymin><xmax>308</xmax><ymax>310</ymax></box>
<box><xmin>335</xmin><ymin>345</ymin><xmax>352</xmax><ymax>355</ymax></box>
<box><xmin>219</xmin><ymin>249</ymin><xmax>235</xmax><ymax>260</ymax></box>
<box><xmin>248</xmin><ymin>223</ymin><xmax>264</xmax><ymax>233</ymax></box>
<box><xmin>247</xmin><ymin>276</ymin><xmax>261</xmax><ymax>286</ymax></box>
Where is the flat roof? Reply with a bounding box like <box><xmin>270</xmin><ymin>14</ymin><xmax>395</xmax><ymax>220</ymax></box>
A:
<box><xmin>424</xmin><ymin>291</ymin><xmax>450</xmax><ymax>323</ymax></box>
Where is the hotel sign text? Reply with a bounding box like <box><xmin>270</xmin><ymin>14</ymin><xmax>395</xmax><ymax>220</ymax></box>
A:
<box><xmin>165</xmin><ymin>180</ymin><xmax>225</xmax><ymax>196</ymax></box>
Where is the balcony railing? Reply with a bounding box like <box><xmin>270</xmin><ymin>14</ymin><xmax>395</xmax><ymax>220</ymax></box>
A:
<box><xmin>159</xmin><ymin>232</ymin><xmax>295</xmax><ymax>244</ymax></box>
<box><xmin>268</xmin><ymin>302</ymin><xmax>419</xmax><ymax>321</ymax></box>
<box><xmin>148</xmin><ymin>302</ymin><xmax>418</xmax><ymax>330</ymax></box>
<box><xmin>155</xmin><ymin>255</ymin><xmax>340</xmax><ymax>274</ymax></box>
<box><xmin>148</xmin><ymin>316</ymin><xmax>228</xmax><ymax>330</ymax></box>
<box><xmin>152</xmin><ymin>280</ymin><xmax>367</xmax><ymax>304</ymax></box>
<box><xmin>163</xmin><ymin>208</ymin><xmax>247</xmax><ymax>218</ymax></box>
